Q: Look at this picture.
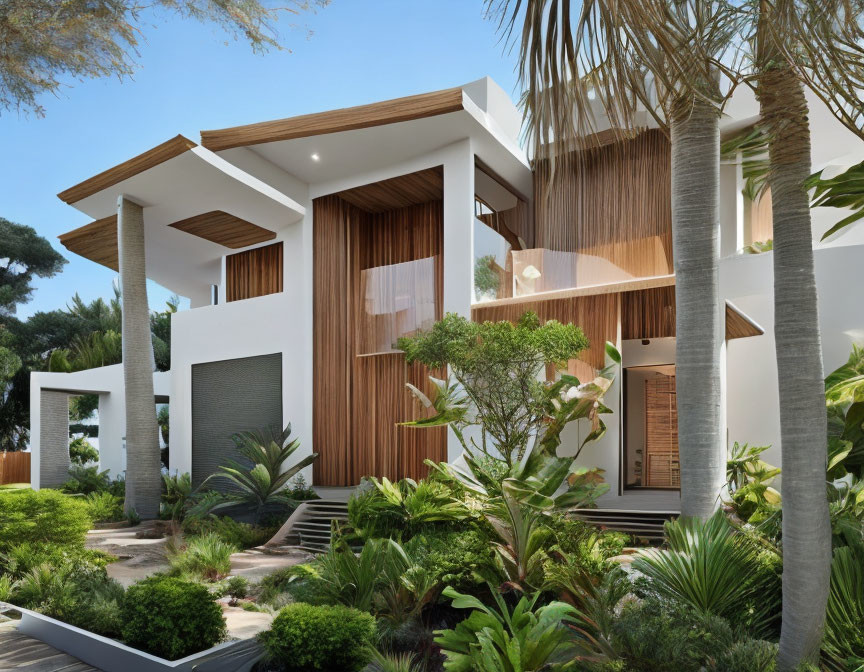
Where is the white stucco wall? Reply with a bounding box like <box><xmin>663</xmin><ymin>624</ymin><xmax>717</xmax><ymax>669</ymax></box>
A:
<box><xmin>29</xmin><ymin>364</ymin><xmax>170</xmax><ymax>488</ymax></box>
<box><xmin>169</xmin><ymin>218</ymin><xmax>312</xmax><ymax>480</ymax></box>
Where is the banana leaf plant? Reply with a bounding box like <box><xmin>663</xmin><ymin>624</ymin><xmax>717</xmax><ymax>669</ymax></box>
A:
<box><xmin>825</xmin><ymin>345</ymin><xmax>864</xmax><ymax>479</ymax></box>
<box><xmin>808</xmin><ymin>161</ymin><xmax>864</xmax><ymax>241</ymax></box>
<box><xmin>192</xmin><ymin>423</ymin><xmax>318</xmax><ymax>522</ymax></box>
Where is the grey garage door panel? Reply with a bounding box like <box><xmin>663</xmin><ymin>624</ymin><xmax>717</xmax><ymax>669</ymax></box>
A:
<box><xmin>191</xmin><ymin>352</ymin><xmax>282</xmax><ymax>490</ymax></box>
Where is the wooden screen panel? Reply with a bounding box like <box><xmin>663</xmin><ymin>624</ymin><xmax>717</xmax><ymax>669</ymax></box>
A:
<box><xmin>621</xmin><ymin>286</ymin><xmax>676</xmax><ymax>340</ymax></box>
<box><xmin>226</xmin><ymin>242</ymin><xmax>283</xmax><ymax>302</ymax></box>
<box><xmin>313</xmin><ymin>196</ymin><xmax>446</xmax><ymax>486</ymax></box>
<box><xmin>534</xmin><ymin>129</ymin><xmax>672</xmax><ymax>279</ymax></box>
<box><xmin>644</xmin><ymin>374</ymin><xmax>679</xmax><ymax>487</ymax></box>
<box><xmin>471</xmin><ymin>293</ymin><xmax>619</xmax><ymax>371</ymax></box>
<box><xmin>0</xmin><ymin>452</ymin><xmax>30</xmax><ymax>485</ymax></box>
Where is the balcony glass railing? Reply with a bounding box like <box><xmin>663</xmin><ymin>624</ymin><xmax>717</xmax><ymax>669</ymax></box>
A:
<box><xmin>357</xmin><ymin>256</ymin><xmax>437</xmax><ymax>355</ymax></box>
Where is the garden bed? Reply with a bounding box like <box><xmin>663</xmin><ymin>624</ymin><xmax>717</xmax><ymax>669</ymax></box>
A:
<box><xmin>9</xmin><ymin>604</ymin><xmax>264</xmax><ymax>672</ymax></box>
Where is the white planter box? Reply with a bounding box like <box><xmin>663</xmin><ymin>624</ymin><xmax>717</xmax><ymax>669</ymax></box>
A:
<box><xmin>7</xmin><ymin>604</ymin><xmax>263</xmax><ymax>672</ymax></box>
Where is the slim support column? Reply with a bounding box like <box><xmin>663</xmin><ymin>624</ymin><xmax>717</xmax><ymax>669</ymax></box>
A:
<box><xmin>39</xmin><ymin>390</ymin><xmax>70</xmax><ymax>488</ymax></box>
<box><xmin>118</xmin><ymin>195</ymin><xmax>161</xmax><ymax>518</ymax></box>
<box><xmin>442</xmin><ymin>140</ymin><xmax>475</xmax><ymax>461</ymax></box>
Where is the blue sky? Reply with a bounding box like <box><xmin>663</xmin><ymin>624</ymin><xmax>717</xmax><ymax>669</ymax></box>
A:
<box><xmin>1</xmin><ymin>1</ymin><xmax>521</xmax><ymax>319</ymax></box>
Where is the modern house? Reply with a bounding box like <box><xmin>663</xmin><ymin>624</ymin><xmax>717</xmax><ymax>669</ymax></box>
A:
<box><xmin>30</xmin><ymin>76</ymin><xmax>864</xmax><ymax>513</ymax></box>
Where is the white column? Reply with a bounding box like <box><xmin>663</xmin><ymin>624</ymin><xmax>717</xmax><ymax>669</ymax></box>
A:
<box><xmin>97</xmin><ymin>392</ymin><xmax>126</xmax><ymax>478</ymax></box>
<box><xmin>442</xmin><ymin>139</ymin><xmax>475</xmax><ymax>461</ymax></box>
<box><xmin>442</xmin><ymin>139</ymin><xmax>475</xmax><ymax>318</ymax></box>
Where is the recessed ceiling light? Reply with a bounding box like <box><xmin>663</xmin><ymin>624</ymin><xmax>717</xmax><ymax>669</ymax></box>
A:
<box><xmin>310</xmin><ymin>153</ymin><xmax>320</xmax><ymax>162</ymax></box>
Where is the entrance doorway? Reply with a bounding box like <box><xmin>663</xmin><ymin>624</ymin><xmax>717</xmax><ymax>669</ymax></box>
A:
<box><xmin>624</xmin><ymin>364</ymin><xmax>680</xmax><ymax>489</ymax></box>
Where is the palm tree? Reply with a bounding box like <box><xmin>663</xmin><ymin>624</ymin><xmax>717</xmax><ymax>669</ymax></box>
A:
<box><xmin>118</xmin><ymin>197</ymin><xmax>161</xmax><ymax>519</ymax></box>
<box><xmin>488</xmin><ymin>0</ymin><xmax>738</xmax><ymax>518</ymax></box>
<box><xmin>747</xmin><ymin>2</ymin><xmax>859</xmax><ymax>666</ymax></box>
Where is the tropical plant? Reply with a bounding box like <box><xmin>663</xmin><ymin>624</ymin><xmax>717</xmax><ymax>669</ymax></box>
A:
<box><xmin>434</xmin><ymin>586</ymin><xmax>581</xmax><ymax>672</ymax></box>
<box><xmin>808</xmin><ymin>161</ymin><xmax>864</xmax><ymax>241</ymax></box>
<box><xmin>828</xmin><ymin>478</ymin><xmax>864</xmax><ymax>550</ymax></box>
<box><xmin>85</xmin><ymin>491</ymin><xmax>124</xmax><ymax>523</ymax></box>
<box><xmin>68</xmin><ymin>436</ymin><xmax>98</xmax><ymax>465</ymax></box>
<box><xmin>398</xmin><ymin>311</ymin><xmax>590</xmax><ymax>467</ymax></box>
<box><xmin>259</xmin><ymin>602</ymin><xmax>376</xmax><ymax>672</ymax></box>
<box><xmin>632</xmin><ymin>511</ymin><xmax>781</xmax><ymax>639</ymax></box>
<box><xmin>160</xmin><ymin>471</ymin><xmax>192</xmax><ymax>521</ymax></box>
<box><xmin>825</xmin><ymin>345</ymin><xmax>864</xmax><ymax>479</ymax></box>
<box><xmin>349</xmin><ymin>477</ymin><xmax>470</xmax><ymax>540</ymax></box>
<box><xmin>486</xmin><ymin>492</ymin><xmax>553</xmax><ymax>593</ymax></box>
<box><xmin>725</xmin><ymin>442</ymin><xmax>782</xmax><ymax>523</ymax></box>
<box><xmin>198</xmin><ymin>423</ymin><xmax>318</xmax><ymax>522</ymax></box>
<box><xmin>167</xmin><ymin>532</ymin><xmax>237</xmax><ymax>581</ymax></box>
<box><xmin>822</xmin><ymin>544</ymin><xmax>864</xmax><ymax>671</ymax></box>
<box><xmin>61</xmin><ymin>464</ymin><xmax>112</xmax><ymax>494</ymax></box>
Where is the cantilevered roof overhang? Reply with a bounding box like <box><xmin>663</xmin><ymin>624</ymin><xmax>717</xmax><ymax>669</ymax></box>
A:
<box><xmin>200</xmin><ymin>78</ymin><xmax>532</xmax><ymax>198</ymax></box>
<box><xmin>475</xmin><ymin>274</ymin><xmax>765</xmax><ymax>341</ymax></box>
<box><xmin>57</xmin><ymin>135</ymin><xmax>305</xmax><ymax>299</ymax></box>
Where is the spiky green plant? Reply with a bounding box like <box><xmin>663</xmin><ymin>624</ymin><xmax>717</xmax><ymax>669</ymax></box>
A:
<box><xmin>633</xmin><ymin>511</ymin><xmax>781</xmax><ymax>639</ymax></box>
<box><xmin>168</xmin><ymin>532</ymin><xmax>237</xmax><ymax>582</ymax></box>
<box><xmin>200</xmin><ymin>423</ymin><xmax>318</xmax><ymax>522</ymax></box>
<box><xmin>823</xmin><ymin>545</ymin><xmax>864</xmax><ymax>671</ymax></box>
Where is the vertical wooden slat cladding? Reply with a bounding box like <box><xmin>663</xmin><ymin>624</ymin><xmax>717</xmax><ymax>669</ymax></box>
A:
<box><xmin>313</xmin><ymin>196</ymin><xmax>446</xmax><ymax>486</ymax></box>
<box><xmin>534</xmin><ymin>129</ymin><xmax>672</xmax><ymax>279</ymax></box>
<box><xmin>621</xmin><ymin>286</ymin><xmax>676</xmax><ymax>340</ymax></box>
<box><xmin>471</xmin><ymin>293</ymin><xmax>619</xmax><ymax>371</ymax></box>
<box><xmin>226</xmin><ymin>242</ymin><xmax>283</xmax><ymax>302</ymax></box>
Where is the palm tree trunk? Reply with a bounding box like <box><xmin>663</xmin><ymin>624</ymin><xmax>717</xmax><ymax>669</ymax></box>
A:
<box><xmin>670</xmin><ymin>96</ymin><xmax>725</xmax><ymax>520</ymax></box>
<box><xmin>118</xmin><ymin>196</ymin><xmax>161</xmax><ymax>519</ymax></box>
<box><xmin>759</xmin><ymin>67</ymin><xmax>832</xmax><ymax>671</ymax></box>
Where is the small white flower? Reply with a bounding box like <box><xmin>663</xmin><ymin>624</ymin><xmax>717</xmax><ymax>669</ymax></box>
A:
<box><xmin>565</xmin><ymin>386</ymin><xmax>580</xmax><ymax>401</ymax></box>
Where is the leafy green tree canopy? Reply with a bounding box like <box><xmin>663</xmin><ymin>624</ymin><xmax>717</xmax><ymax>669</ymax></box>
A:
<box><xmin>398</xmin><ymin>311</ymin><xmax>590</xmax><ymax>467</ymax></box>
<box><xmin>0</xmin><ymin>0</ymin><xmax>329</xmax><ymax>115</ymax></box>
<box><xmin>0</xmin><ymin>217</ymin><xmax>66</xmax><ymax>315</ymax></box>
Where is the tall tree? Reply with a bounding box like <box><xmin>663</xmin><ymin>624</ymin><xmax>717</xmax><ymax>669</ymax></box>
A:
<box><xmin>0</xmin><ymin>0</ymin><xmax>329</xmax><ymax>115</ymax></box>
<box><xmin>747</xmin><ymin>1</ymin><xmax>864</xmax><ymax>666</ymax></box>
<box><xmin>0</xmin><ymin>217</ymin><xmax>66</xmax><ymax>315</ymax></box>
<box><xmin>489</xmin><ymin>0</ymin><xmax>738</xmax><ymax>518</ymax></box>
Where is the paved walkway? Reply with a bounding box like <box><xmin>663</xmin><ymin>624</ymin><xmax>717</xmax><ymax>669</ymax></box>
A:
<box><xmin>0</xmin><ymin>627</ymin><xmax>99</xmax><ymax>671</ymax></box>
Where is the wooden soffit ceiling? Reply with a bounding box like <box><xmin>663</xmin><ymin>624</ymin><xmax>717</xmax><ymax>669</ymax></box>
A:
<box><xmin>57</xmin><ymin>135</ymin><xmax>197</xmax><ymax>205</ymax></box>
<box><xmin>58</xmin><ymin>215</ymin><xmax>119</xmax><ymax>271</ymax></box>
<box><xmin>199</xmin><ymin>87</ymin><xmax>464</xmax><ymax>152</ymax></box>
<box><xmin>725</xmin><ymin>301</ymin><xmax>765</xmax><ymax>339</ymax></box>
<box><xmin>168</xmin><ymin>211</ymin><xmax>276</xmax><ymax>248</ymax></box>
<box><xmin>333</xmin><ymin>166</ymin><xmax>444</xmax><ymax>213</ymax></box>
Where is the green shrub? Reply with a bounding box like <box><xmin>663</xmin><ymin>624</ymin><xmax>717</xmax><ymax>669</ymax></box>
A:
<box><xmin>121</xmin><ymin>576</ymin><xmax>226</xmax><ymax>660</ymax></box>
<box><xmin>259</xmin><ymin>603</ymin><xmax>375</xmax><ymax>672</ymax></box>
<box><xmin>0</xmin><ymin>489</ymin><xmax>91</xmax><ymax>552</ymax></box>
<box><xmin>403</xmin><ymin>526</ymin><xmax>493</xmax><ymax>591</ymax></box>
<box><xmin>710</xmin><ymin>639</ymin><xmax>778</xmax><ymax>672</ymax></box>
<box><xmin>225</xmin><ymin>575</ymin><xmax>249</xmax><ymax>606</ymax></box>
<box><xmin>85</xmin><ymin>491</ymin><xmax>124</xmax><ymax>523</ymax></box>
<box><xmin>61</xmin><ymin>465</ymin><xmax>111</xmax><ymax>494</ymax></box>
<box><xmin>168</xmin><ymin>533</ymin><xmax>237</xmax><ymax>581</ymax></box>
<box><xmin>256</xmin><ymin>564</ymin><xmax>326</xmax><ymax>606</ymax></box>
<box><xmin>69</xmin><ymin>437</ymin><xmax>99</xmax><ymax>465</ymax></box>
<box><xmin>13</xmin><ymin>562</ymin><xmax>125</xmax><ymax>638</ymax></box>
<box><xmin>606</xmin><ymin>598</ymin><xmax>734</xmax><ymax>671</ymax></box>
<box><xmin>0</xmin><ymin>541</ymin><xmax>110</xmax><ymax>579</ymax></box>
<box><xmin>182</xmin><ymin>515</ymin><xmax>277</xmax><ymax>549</ymax></box>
